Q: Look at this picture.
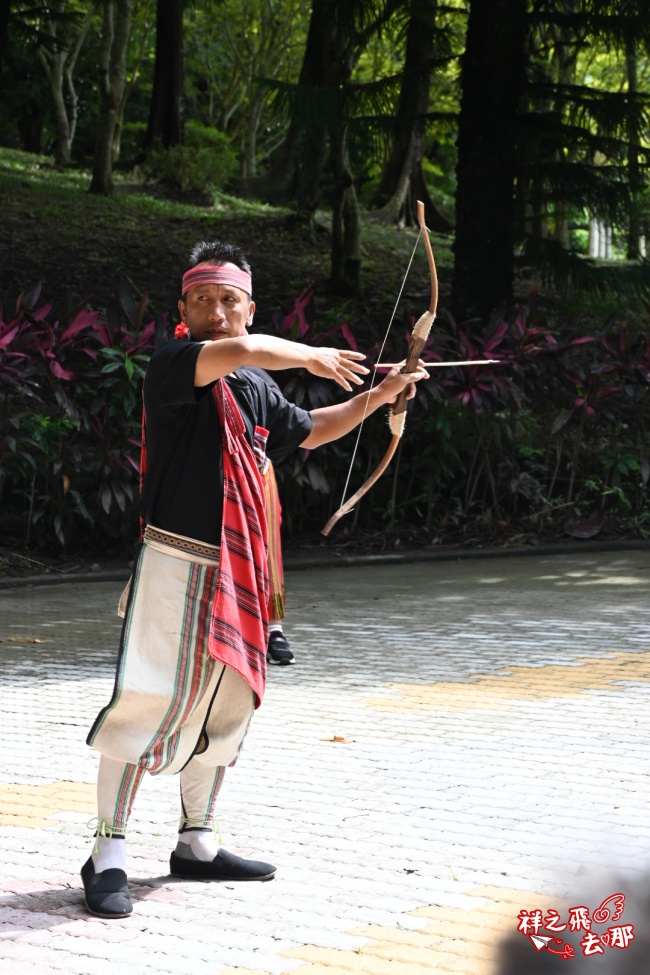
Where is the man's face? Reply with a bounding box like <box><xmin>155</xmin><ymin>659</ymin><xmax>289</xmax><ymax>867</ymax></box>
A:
<box><xmin>178</xmin><ymin>262</ymin><xmax>255</xmax><ymax>342</ymax></box>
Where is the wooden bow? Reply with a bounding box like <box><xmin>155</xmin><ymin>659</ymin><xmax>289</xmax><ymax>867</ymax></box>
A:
<box><xmin>322</xmin><ymin>200</ymin><xmax>438</xmax><ymax>536</ymax></box>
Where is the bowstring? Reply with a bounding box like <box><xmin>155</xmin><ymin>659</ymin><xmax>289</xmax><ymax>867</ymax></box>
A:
<box><xmin>337</xmin><ymin>225</ymin><xmax>423</xmax><ymax>509</ymax></box>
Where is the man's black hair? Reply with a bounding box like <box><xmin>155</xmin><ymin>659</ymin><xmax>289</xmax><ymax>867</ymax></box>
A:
<box><xmin>184</xmin><ymin>240</ymin><xmax>252</xmax><ymax>277</ymax></box>
<box><xmin>181</xmin><ymin>240</ymin><xmax>253</xmax><ymax>300</ymax></box>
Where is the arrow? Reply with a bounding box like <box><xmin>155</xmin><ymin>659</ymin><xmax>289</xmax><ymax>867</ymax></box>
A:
<box><xmin>374</xmin><ymin>359</ymin><xmax>501</xmax><ymax>369</ymax></box>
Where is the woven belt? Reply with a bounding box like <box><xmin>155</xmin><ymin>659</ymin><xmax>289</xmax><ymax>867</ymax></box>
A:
<box><xmin>143</xmin><ymin>525</ymin><xmax>221</xmax><ymax>560</ymax></box>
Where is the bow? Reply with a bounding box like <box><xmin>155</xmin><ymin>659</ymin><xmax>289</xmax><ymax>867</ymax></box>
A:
<box><xmin>322</xmin><ymin>200</ymin><xmax>438</xmax><ymax>536</ymax></box>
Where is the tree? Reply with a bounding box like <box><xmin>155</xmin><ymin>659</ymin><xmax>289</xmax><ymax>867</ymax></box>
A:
<box><xmin>184</xmin><ymin>0</ymin><xmax>306</xmax><ymax>178</ymax></box>
<box><xmin>144</xmin><ymin>0</ymin><xmax>184</xmax><ymax>149</ymax></box>
<box><xmin>111</xmin><ymin>0</ymin><xmax>155</xmax><ymax>162</ymax></box>
<box><xmin>625</xmin><ymin>26</ymin><xmax>642</xmax><ymax>260</ymax></box>
<box><xmin>251</xmin><ymin>0</ymin><xmax>404</xmax><ymax>295</ymax></box>
<box><xmin>368</xmin><ymin>0</ymin><xmax>452</xmax><ymax>232</ymax></box>
<box><xmin>0</xmin><ymin>2</ymin><xmax>10</xmax><ymax>60</ymax></box>
<box><xmin>516</xmin><ymin>0</ymin><xmax>650</xmax><ymax>284</ymax></box>
<box><xmin>248</xmin><ymin>1</ymin><xmax>402</xmax><ymax>208</ymax></box>
<box><xmin>89</xmin><ymin>0</ymin><xmax>133</xmax><ymax>195</ymax></box>
<box><xmin>518</xmin><ymin>3</ymin><xmax>626</xmax><ymax>257</ymax></box>
<box><xmin>329</xmin><ymin>101</ymin><xmax>362</xmax><ymax>294</ymax></box>
<box><xmin>452</xmin><ymin>0</ymin><xmax>528</xmax><ymax>320</ymax></box>
<box><xmin>452</xmin><ymin>0</ymin><xmax>650</xmax><ymax>318</ymax></box>
<box><xmin>0</xmin><ymin>37</ymin><xmax>49</xmax><ymax>153</ymax></box>
<box><xmin>36</xmin><ymin>1</ymin><xmax>95</xmax><ymax>164</ymax></box>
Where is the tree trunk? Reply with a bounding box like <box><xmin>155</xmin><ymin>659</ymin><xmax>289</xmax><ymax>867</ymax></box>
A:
<box><xmin>112</xmin><ymin>107</ymin><xmax>125</xmax><ymax>164</ymax></box>
<box><xmin>37</xmin><ymin>3</ymin><xmax>93</xmax><ymax>165</ymax></box>
<box><xmin>18</xmin><ymin>105</ymin><xmax>45</xmax><ymax>154</ymax></box>
<box><xmin>452</xmin><ymin>0</ymin><xmax>527</xmax><ymax>321</ymax></box>
<box><xmin>112</xmin><ymin>17</ymin><xmax>153</xmax><ymax>163</ymax></box>
<box><xmin>0</xmin><ymin>2</ymin><xmax>9</xmax><ymax>61</ymax></box>
<box><xmin>368</xmin><ymin>0</ymin><xmax>451</xmax><ymax>232</ymax></box>
<box><xmin>550</xmin><ymin>30</ymin><xmax>576</xmax><ymax>249</ymax></box>
<box><xmin>144</xmin><ymin>0</ymin><xmax>185</xmax><ymax>149</ymax></box>
<box><xmin>588</xmin><ymin>216</ymin><xmax>599</xmax><ymax>258</ymax></box>
<box><xmin>39</xmin><ymin>51</ymin><xmax>78</xmax><ymax>164</ymax></box>
<box><xmin>232</xmin><ymin>0</ymin><xmax>402</xmax><ymax>294</ymax></box>
<box><xmin>553</xmin><ymin>211</ymin><xmax>570</xmax><ymax>248</ymax></box>
<box><xmin>235</xmin><ymin>0</ymin><xmax>399</xmax><ymax>210</ymax></box>
<box><xmin>368</xmin><ymin>131</ymin><xmax>452</xmax><ymax>232</ymax></box>
<box><xmin>45</xmin><ymin>58</ymin><xmax>73</xmax><ymax>163</ymax></box>
<box><xmin>526</xmin><ymin>173</ymin><xmax>547</xmax><ymax>254</ymax></box>
<box><xmin>234</xmin><ymin>0</ymin><xmax>355</xmax><ymax>211</ymax></box>
<box><xmin>602</xmin><ymin>223</ymin><xmax>612</xmax><ymax>260</ymax></box>
<box><xmin>89</xmin><ymin>0</ymin><xmax>133</xmax><ymax>196</ymax></box>
<box><xmin>283</xmin><ymin>0</ymin><xmax>356</xmax><ymax>214</ymax></box>
<box><xmin>240</xmin><ymin>94</ymin><xmax>264</xmax><ymax>179</ymax></box>
<box><xmin>626</xmin><ymin>30</ymin><xmax>640</xmax><ymax>261</ymax></box>
<box><xmin>330</xmin><ymin>123</ymin><xmax>361</xmax><ymax>294</ymax></box>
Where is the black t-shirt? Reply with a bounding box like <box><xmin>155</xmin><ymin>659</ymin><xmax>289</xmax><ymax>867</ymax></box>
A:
<box><xmin>141</xmin><ymin>340</ymin><xmax>313</xmax><ymax>544</ymax></box>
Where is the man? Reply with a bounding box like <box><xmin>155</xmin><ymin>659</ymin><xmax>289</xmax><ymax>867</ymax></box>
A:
<box><xmin>244</xmin><ymin>367</ymin><xmax>294</xmax><ymax>665</ymax></box>
<box><xmin>264</xmin><ymin>455</ymin><xmax>293</xmax><ymax>663</ymax></box>
<box><xmin>82</xmin><ymin>239</ymin><xmax>427</xmax><ymax>919</ymax></box>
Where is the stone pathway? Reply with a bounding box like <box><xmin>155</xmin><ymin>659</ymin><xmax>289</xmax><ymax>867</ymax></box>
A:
<box><xmin>1</xmin><ymin>551</ymin><xmax>649</xmax><ymax>974</ymax></box>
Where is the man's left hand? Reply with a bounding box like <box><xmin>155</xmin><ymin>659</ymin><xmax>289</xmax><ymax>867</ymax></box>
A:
<box><xmin>376</xmin><ymin>360</ymin><xmax>429</xmax><ymax>404</ymax></box>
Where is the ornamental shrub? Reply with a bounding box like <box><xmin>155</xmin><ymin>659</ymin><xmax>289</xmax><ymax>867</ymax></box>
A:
<box><xmin>0</xmin><ymin>282</ymin><xmax>168</xmax><ymax>552</ymax></box>
<box><xmin>265</xmin><ymin>289</ymin><xmax>650</xmax><ymax>544</ymax></box>
<box><xmin>2</xmin><ymin>280</ymin><xmax>649</xmax><ymax>556</ymax></box>
<box><xmin>146</xmin><ymin>124</ymin><xmax>235</xmax><ymax>194</ymax></box>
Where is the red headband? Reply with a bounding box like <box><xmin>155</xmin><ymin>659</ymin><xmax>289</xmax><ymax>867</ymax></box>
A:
<box><xmin>182</xmin><ymin>264</ymin><xmax>252</xmax><ymax>296</ymax></box>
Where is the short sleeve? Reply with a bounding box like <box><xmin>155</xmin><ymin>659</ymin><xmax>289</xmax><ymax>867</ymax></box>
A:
<box><xmin>264</xmin><ymin>385</ymin><xmax>313</xmax><ymax>462</ymax></box>
<box><xmin>145</xmin><ymin>340</ymin><xmax>205</xmax><ymax>406</ymax></box>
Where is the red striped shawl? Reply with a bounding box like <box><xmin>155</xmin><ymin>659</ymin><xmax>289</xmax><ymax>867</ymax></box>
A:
<box><xmin>139</xmin><ymin>378</ymin><xmax>269</xmax><ymax>707</ymax></box>
<box><xmin>209</xmin><ymin>379</ymin><xmax>269</xmax><ymax>706</ymax></box>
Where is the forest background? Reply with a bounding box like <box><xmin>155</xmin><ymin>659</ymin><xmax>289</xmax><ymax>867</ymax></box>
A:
<box><xmin>1</xmin><ymin>0</ymin><xmax>650</xmax><ymax>573</ymax></box>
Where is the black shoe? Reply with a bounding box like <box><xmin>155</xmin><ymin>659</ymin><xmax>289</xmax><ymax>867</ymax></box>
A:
<box><xmin>267</xmin><ymin>631</ymin><xmax>295</xmax><ymax>665</ymax></box>
<box><xmin>169</xmin><ymin>847</ymin><xmax>276</xmax><ymax>881</ymax></box>
<box><xmin>81</xmin><ymin>857</ymin><xmax>132</xmax><ymax>918</ymax></box>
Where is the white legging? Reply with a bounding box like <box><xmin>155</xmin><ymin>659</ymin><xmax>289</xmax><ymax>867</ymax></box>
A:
<box><xmin>97</xmin><ymin>754</ymin><xmax>227</xmax><ymax>834</ymax></box>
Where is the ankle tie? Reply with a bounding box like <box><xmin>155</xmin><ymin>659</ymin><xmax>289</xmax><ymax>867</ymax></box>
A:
<box><xmin>87</xmin><ymin>817</ymin><xmax>126</xmax><ymax>855</ymax></box>
<box><xmin>178</xmin><ymin>816</ymin><xmax>222</xmax><ymax>845</ymax></box>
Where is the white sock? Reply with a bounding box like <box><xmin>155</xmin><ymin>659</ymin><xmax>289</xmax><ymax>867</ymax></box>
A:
<box><xmin>175</xmin><ymin>829</ymin><xmax>219</xmax><ymax>862</ymax></box>
<box><xmin>92</xmin><ymin>835</ymin><xmax>126</xmax><ymax>874</ymax></box>
<box><xmin>269</xmin><ymin>622</ymin><xmax>283</xmax><ymax>634</ymax></box>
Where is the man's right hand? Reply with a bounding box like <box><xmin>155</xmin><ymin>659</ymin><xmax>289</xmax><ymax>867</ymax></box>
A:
<box><xmin>305</xmin><ymin>348</ymin><xmax>369</xmax><ymax>391</ymax></box>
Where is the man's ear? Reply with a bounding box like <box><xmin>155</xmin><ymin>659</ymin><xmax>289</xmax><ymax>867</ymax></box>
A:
<box><xmin>178</xmin><ymin>298</ymin><xmax>186</xmax><ymax>321</ymax></box>
<box><xmin>246</xmin><ymin>299</ymin><xmax>256</xmax><ymax>328</ymax></box>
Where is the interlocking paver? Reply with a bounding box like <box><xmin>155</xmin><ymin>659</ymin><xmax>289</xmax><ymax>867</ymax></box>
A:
<box><xmin>1</xmin><ymin>550</ymin><xmax>649</xmax><ymax>974</ymax></box>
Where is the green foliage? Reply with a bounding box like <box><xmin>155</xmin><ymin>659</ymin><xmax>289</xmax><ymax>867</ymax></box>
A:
<box><xmin>0</xmin><ymin>281</ymin><xmax>166</xmax><ymax>552</ymax></box>
<box><xmin>1</xmin><ymin>147</ymin><xmax>276</xmax><ymax>223</ymax></box>
<box><xmin>184</xmin><ymin>0</ymin><xmax>307</xmax><ymax>176</ymax></box>
<box><xmin>273</xmin><ymin>291</ymin><xmax>650</xmax><ymax>544</ymax></box>
<box><xmin>184</xmin><ymin>121</ymin><xmax>229</xmax><ymax>151</ymax></box>
<box><xmin>0</xmin><ymin>34</ymin><xmax>53</xmax><ymax>153</ymax></box>
<box><xmin>516</xmin><ymin>0</ymin><xmax>650</xmax><ymax>261</ymax></box>
<box><xmin>145</xmin><ymin>127</ymin><xmax>235</xmax><ymax>193</ymax></box>
<box><xmin>523</xmin><ymin>239</ymin><xmax>650</xmax><ymax>297</ymax></box>
<box><xmin>120</xmin><ymin>120</ymin><xmax>147</xmax><ymax>159</ymax></box>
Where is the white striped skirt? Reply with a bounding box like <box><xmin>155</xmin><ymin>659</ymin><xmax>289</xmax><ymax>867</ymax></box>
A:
<box><xmin>87</xmin><ymin>527</ymin><xmax>254</xmax><ymax>776</ymax></box>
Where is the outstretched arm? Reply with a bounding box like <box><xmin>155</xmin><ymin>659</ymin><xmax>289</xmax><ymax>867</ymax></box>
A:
<box><xmin>195</xmin><ymin>335</ymin><xmax>368</xmax><ymax>390</ymax></box>
<box><xmin>301</xmin><ymin>363</ymin><xmax>429</xmax><ymax>449</ymax></box>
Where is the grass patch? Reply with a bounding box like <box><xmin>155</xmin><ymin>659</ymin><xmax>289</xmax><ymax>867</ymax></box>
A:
<box><xmin>2</xmin><ymin>144</ymin><xmax>643</xmax><ymax>332</ymax></box>
<box><xmin>0</xmin><ymin>146</ymin><xmax>287</xmax><ymax>217</ymax></box>
<box><xmin>0</xmin><ymin>145</ymin><xmax>452</xmax><ymax>333</ymax></box>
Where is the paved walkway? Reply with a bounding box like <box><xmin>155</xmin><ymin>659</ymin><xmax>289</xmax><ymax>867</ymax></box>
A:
<box><xmin>1</xmin><ymin>551</ymin><xmax>649</xmax><ymax>975</ymax></box>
